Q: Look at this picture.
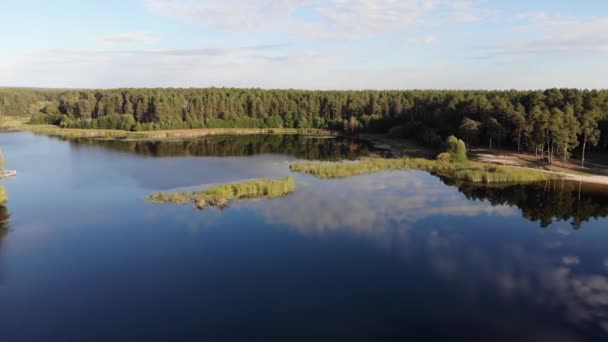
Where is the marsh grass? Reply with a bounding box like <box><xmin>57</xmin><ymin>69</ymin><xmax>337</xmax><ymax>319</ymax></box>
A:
<box><xmin>290</xmin><ymin>158</ymin><xmax>559</xmax><ymax>183</ymax></box>
<box><xmin>147</xmin><ymin>176</ymin><xmax>296</xmax><ymax>210</ymax></box>
<box><xmin>0</xmin><ymin>185</ymin><xmax>7</xmax><ymax>205</ymax></box>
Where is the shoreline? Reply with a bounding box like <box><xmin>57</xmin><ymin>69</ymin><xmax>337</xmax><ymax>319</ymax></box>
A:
<box><xmin>473</xmin><ymin>152</ymin><xmax>608</xmax><ymax>186</ymax></box>
<box><xmin>0</xmin><ymin>117</ymin><xmax>338</xmax><ymax>140</ymax></box>
<box><xmin>358</xmin><ymin>133</ymin><xmax>608</xmax><ymax>186</ymax></box>
<box><xmin>4</xmin><ymin>117</ymin><xmax>608</xmax><ymax>186</ymax></box>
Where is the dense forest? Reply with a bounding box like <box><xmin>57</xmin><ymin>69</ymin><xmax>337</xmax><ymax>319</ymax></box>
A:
<box><xmin>2</xmin><ymin>87</ymin><xmax>608</xmax><ymax>163</ymax></box>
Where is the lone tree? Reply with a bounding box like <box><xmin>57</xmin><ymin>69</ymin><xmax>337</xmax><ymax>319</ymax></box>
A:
<box><xmin>438</xmin><ymin>135</ymin><xmax>468</xmax><ymax>163</ymax></box>
<box><xmin>578</xmin><ymin>109</ymin><xmax>601</xmax><ymax>168</ymax></box>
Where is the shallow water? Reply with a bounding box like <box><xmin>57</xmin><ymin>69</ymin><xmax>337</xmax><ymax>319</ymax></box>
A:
<box><xmin>1</xmin><ymin>132</ymin><xmax>608</xmax><ymax>341</ymax></box>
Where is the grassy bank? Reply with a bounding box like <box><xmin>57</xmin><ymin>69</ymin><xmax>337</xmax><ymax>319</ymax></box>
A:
<box><xmin>290</xmin><ymin>158</ymin><xmax>560</xmax><ymax>183</ymax></box>
<box><xmin>147</xmin><ymin>176</ymin><xmax>296</xmax><ymax>209</ymax></box>
<box><xmin>0</xmin><ymin>117</ymin><xmax>336</xmax><ymax>140</ymax></box>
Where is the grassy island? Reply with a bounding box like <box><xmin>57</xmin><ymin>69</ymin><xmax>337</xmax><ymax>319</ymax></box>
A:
<box><xmin>291</xmin><ymin>158</ymin><xmax>558</xmax><ymax>183</ymax></box>
<box><xmin>290</xmin><ymin>137</ymin><xmax>559</xmax><ymax>184</ymax></box>
<box><xmin>147</xmin><ymin>176</ymin><xmax>296</xmax><ymax>209</ymax></box>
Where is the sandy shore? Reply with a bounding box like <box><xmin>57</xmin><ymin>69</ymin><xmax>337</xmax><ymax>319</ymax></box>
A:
<box><xmin>472</xmin><ymin>152</ymin><xmax>608</xmax><ymax>185</ymax></box>
<box><xmin>357</xmin><ymin>134</ymin><xmax>608</xmax><ymax>186</ymax></box>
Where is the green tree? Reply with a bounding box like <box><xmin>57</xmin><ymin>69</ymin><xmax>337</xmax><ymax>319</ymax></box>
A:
<box><xmin>552</xmin><ymin>106</ymin><xmax>580</xmax><ymax>165</ymax></box>
<box><xmin>507</xmin><ymin>103</ymin><xmax>528</xmax><ymax>152</ymax></box>
<box><xmin>484</xmin><ymin>117</ymin><xmax>505</xmax><ymax>150</ymax></box>
<box><xmin>458</xmin><ymin>117</ymin><xmax>481</xmax><ymax>146</ymax></box>
<box><xmin>444</xmin><ymin>135</ymin><xmax>468</xmax><ymax>162</ymax></box>
<box><xmin>3</xmin><ymin>87</ymin><xmax>608</xmax><ymax>157</ymax></box>
<box><xmin>578</xmin><ymin>109</ymin><xmax>601</xmax><ymax>167</ymax></box>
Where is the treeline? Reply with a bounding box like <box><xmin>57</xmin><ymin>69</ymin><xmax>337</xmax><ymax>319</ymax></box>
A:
<box><xmin>0</xmin><ymin>88</ymin><xmax>64</xmax><ymax>118</ymax></box>
<box><xmin>2</xmin><ymin>87</ymin><xmax>608</xmax><ymax>161</ymax></box>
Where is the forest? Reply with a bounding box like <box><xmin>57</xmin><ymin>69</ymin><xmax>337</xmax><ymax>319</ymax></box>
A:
<box><xmin>2</xmin><ymin>87</ymin><xmax>608</xmax><ymax>163</ymax></box>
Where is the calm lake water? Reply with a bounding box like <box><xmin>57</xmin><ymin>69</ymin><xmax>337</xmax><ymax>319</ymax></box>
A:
<box><xmin>1</xmin><ymin>132</ymin><xmax>608</xmax><ymax>341</ymax></box>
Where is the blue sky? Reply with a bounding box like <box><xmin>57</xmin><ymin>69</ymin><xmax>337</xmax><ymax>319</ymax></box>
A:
<box><xmin>1</xmin><ymin>0</ymin><xmax>608</xmax><ymax>89</ymax></box>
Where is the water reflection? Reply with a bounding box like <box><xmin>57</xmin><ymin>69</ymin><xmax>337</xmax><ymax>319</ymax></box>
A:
<box><xmin>63</xmin><ymin>135</ymin><xmax>377</xmax><ymax>161</ymax></box>
<box><xmin>253</xmin><ymin>171</ymin><xmax>608</xmax><ymax>338</ymax></box>
<box><xmin>62</xmin><ymin>134</ymin><xmax>608</xmax><ymax>230</ymax></box>
<box><xmin>2</xmin><ymin>131</ymin><xmax>608</xmax><ymax>340</ymax></box>
<box><xmin>422</xmin><ymin>229</ymin><xmax>608</xmax><ymax>339</ymax></box>
<box><xmin>258</xmin><ymin>173</ymin><xmax>608</xmax><ymax>235</ymax></box>
<box><xmin>443</xmin><ymin>178</ymin><xmax>608</xmax><ymax>228</ymax></box>
<box><xmin>259</xmin><ymin>172</ymin><xmax>516</xmax><ymax>238</ymax></box>
<box><xmin>0</xmin><ymin>206</ymin><xmax>10</xmax><ymax>252</ymax></box>
<box><xmin>70</xmin><ymin>134</ymin><xmax>607</xmax><ymax>229</ymax></box>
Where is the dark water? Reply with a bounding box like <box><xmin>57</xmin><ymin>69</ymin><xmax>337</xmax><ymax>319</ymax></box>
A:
<box><xmin>1</xmin><ymin>132</ymin><xmax>608</xmax><ymax>341</ymax></box>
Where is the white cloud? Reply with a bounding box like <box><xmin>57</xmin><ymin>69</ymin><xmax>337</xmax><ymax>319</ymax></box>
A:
<box><xmin>448</xmin><ymin>0</ymin><xmax>494</xmax><ymax>23</ymax></box>
<box><xmin>5</xmin><ymin>1</ymin><xmax>608</xmax><ymax>90</ymax></box>
<box><xmin>481</xmin><ymin>14</ymin><xmax>608</xmax><ymax>55</ymax></box>
<box><xmin>562</xmin><ymin>256</ymin><xmax>581</xmax><ymax>266</ymax></box>
<box><xmin>259</xmin><ymin>172</ymin><xmax>515</xmax><ymax>237</ymax></box>
<box><xmin>423</xmin><ymin>35</ymin><xmax>438</xmax><ymax>44</ymax></box>
<box><xmin>145</xmin><ymin>0</ymin><xmax>492</xmax><ymax>40</ymax></box>
<box><xmin>399</xmin><ymin>34</ymin><xmax>439</xmax><ymax>46</ymax></box>
<box><xmin>145</xmin><ymin>0</ymin><xmax>306</xmax><ymax>32</ymax></box>
<box><xmin>95</xmin><ymin>32</ymin><xmax>160</xmax><ymax>46</ymax></box>
<box><xmin>0</xmin><ymin>45</ymin><xmax>341</xmax><ymax>88</ymax></box>
<box><xmin>303</xmin><ymin>0</ymin><xmax>436</xmax><ymax>39</ymax></box>
<box><xmin>5</xmin><ymin>45</ymin><xmax>608</xmax><ymax>89</ymax></box>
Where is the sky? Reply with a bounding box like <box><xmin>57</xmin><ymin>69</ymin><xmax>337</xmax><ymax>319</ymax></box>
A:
<box><xmin>1</xmin><ymin>0</ymin><xmax>608</xmax><ymax>90</ymax></box>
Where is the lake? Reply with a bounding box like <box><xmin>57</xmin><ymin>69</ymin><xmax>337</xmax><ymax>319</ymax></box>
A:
<box><xmin>1</xmin><ymin>132</ymin><xmax>608</xmax><ymax>341</ymax></box>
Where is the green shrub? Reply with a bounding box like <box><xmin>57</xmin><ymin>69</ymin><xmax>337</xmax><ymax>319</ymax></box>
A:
<box><xmin>30</xmin><ymin>113</ymin><xmax>63</xmax><ymax>125</ymax></box>
<box><xmin>0</xmin><ymin>185</ymin><xmax>7</xmax><ymax>205</ymax></box>
<box><xmin>444</xmin><ymin>135</ymin><xmax>468</xmax><ymax>162</ymax></box>
<box><xmin>436</xmin><ymin>152</ymin><xmax>452</xmax><ymax>163</ymax></box>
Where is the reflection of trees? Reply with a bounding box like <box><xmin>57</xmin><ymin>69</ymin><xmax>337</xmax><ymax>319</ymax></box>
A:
<box><xmin>443</xmin><ymin>178</ymin><xmax>608</xmax><ymax>228</ymax></box>
<box><xmin>65</xmin><ymin>135</ymin><xmax>376</xmax><ymax>161</ymax></box>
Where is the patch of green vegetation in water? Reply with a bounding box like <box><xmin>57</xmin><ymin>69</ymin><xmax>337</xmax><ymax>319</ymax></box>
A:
<box><xmin>147</xmin><ymin>176</ymin><xmax>296</xmax><ymax>209</ymax></box>
<box><xmin>290</xmin><ymin>158</ymin><xmax>559</xmax><ymax>184</ymax></box>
